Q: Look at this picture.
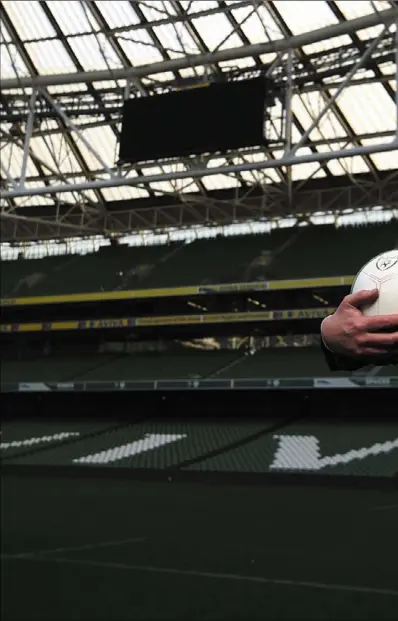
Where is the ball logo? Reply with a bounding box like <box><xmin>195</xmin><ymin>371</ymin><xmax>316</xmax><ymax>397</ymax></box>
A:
<box><xmin>375</xmin><ymin>255</ymin><xmax>398</xmax><ymax>271</ymax></box>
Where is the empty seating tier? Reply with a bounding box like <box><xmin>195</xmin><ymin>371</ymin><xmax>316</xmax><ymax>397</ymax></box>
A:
<box><xmin>2</xmin><ymin>223</ymin><xmax>396</xmax><ymax>298</ymax></box>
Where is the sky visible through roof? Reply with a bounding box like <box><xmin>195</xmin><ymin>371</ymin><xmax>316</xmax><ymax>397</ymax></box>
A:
<box><xmin>0</xmin><ymin>0</ymin><xmax>397</xmax><ymax>254</ymax></box>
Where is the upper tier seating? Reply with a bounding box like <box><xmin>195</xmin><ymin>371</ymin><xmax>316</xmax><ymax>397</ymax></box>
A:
<box><xmin>1</xmin><ymin>222</ymin><xmax>396</xmax><ymax>298</ymax></box>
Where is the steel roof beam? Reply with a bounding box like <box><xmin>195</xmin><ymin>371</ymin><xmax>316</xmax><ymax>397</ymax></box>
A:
<box><xmin>2</xmin><ymin>141</ymin><xmax>397</xmax><ymax>200</ymax></box>
<box><xmin>1</xmin><ymin>8</ymin><xmax>397</xmax><ymax>90</ymax></box>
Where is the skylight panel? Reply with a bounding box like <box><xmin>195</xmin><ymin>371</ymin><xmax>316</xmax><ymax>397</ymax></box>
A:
<box><xmin>289</xmin><ymin>125</ymin><xmax>303</xmax><ymax>145</ymax></box>
<box><xmin>67</xmin><ymin>34</ymin><xmax>122</xmax><ymax>71</ymax></box>
<box><xmin>302</xmin><ymin>33</ymin><xmax>352</xmax><ymax>54</ymax></box>
<box><xmin>117</xmin><ymin>30</ymin><xmax>164</xmax><ymax>66</ymax></box>
<box><xmin>30</xmin><ymin>135</ymin><xmax>83</xmax><ymax>175</ymax></box>
<box><xmin>24</xmin><ymin>40</ymin><xmax>77</xmax><ymax>75</ymax></box>
<box><xmin>240</xmin><ymin>165</ymin><xmax>276</xmax><ymax>186</ymax></box>
<box><xmin>0</xmin><ymin>18</ymin><xmax>12</xmax><ymax>41</ymax></box>
<box><xmin>150</xmin><ymin>177</ymin><xmax>200</xmax><ymax>193</ymax></box>
<box><xmin>238</xmin><ymin>170</ymin><xmax>262</xmax><ymax>185</ymax></box>
<box><xmin>56</xmin><ymin>186</ymin><xmax>98</xmax><ymax>203</ymax></box>
<box><xmin>0</xmin><ymin>43</ymin><xmax>30</xmax><ymax>78</ymax></box>
<box><xmin>336</xmin><ymin>83</ymin><xmax>396</xmax><ymax>135</ymax></box>
<box><xmin>192</xmin><ymin>13</ymin><xmax>243</xmax><ymax>50</ymax></box>
<box><xmin>180</xmin><ymin>1</ymin><xmax>219</xmax><ymax>14</ymax></box>
<box><xmin>138</xmin><ymin>1</ymin><xmax>178</xmax><ymax>22</ymax></box>
<box><xmin>356</xmin><ymin>23</ymin><xmax>387</xmax><ymax>41</ymax></box>
<box><xmin>100</xmin><ymin>186</ymin><xmax>150</xmax><ymax>201</ymax></box>
<box><xmin>337</xmin><ymin>155</ymin><xmax>371</xmax><ymax>175</ymax></box>
<box><xmin>142</xmin><ymin>71</ymin><xmax>175</xmax><ymax>83</ymax></box>
<box><xmin>315</xmin><ymin>143</ymin><xmax>370</xmax><ymax>175</ymax></box>
<box><xmin>47</xmin><ymin>83</ymin><xmax>88</xmax><ymax>95</ymax></box>
<box><xmin>370</xmin><ymin>151</ymin><xmax>398</xmax><ymax>171</ymax></box>
<box><xmin>201</xmin><ymin>174</ymin><xmax>240</xmax><ymax>190</ymax></box>
<box><xmin>218</xmin><ymin>57</ymin><xmax>256</xmax><ymax>70</ymax></box>
<box><xmin>3</xmin><ymin>0</ymin><xmax>56</xmax><ymax>40</ymax></box>
<box><xmin>155</xmin><ymin>161</ymin><xmax>188</xmax><ymax>175</ymax></box>
<box><xmin>1</xmin><ymin>144</ymin><xmax>38</xmax><ymax>180</ymax></box>
<box><xmin>258</xmin><ymin>52</ymin><xmax>278</xmax><ymax>65</ymax></box>
<box><xmin>291</xmin><ymin>157</ymin><xmax>328</xmax><ymax>181</ymax></box>
<box><xmin>177</xmin><ymin>67</ymin><xmax>200</xmax><ymax>78</ymax></box>
<box><xmin>291</xmin><ymin>92</ymin><xmax>347</xmax><ymax>142</ymax></box>
<box><xmin>231</xmin><ymin>4</ymin><xmax>284</xmax><ymax>44</ymax></box>
<box><xmin>94</xmin><ymin>0</ymin><xmax>141</xmax><ymax>29</ymax></box>
<box><xmin>148</xmin><ymin>180</ymin><xmax>182</xmax><ymax>194</ymax></box>
<box><xmin>139</xmin><ymin>165</ymin><xmax>163</xmax><ymax>177</ymax></box>
<box><xmin>152</xmin><ymin>23</ymin><xmax>200</xmax><ymax>56</ymax></box>
<box><xmin>207</xmin><ymin>157</ymin><xmax>228</xmax><ymax>169</ymax></box>
<box><xmin>273</xmin><ymin>0</ymin><xmax>338</xmax><ymax>35</ymax></box>
<box><xmin>363</xmin><ymin>138</ymin><xmax>398</xmax><ymax>170</ymax></box>
<box><xmin>44</xmin><ymin>1</ymin><xmax>94</xmax><ymax>36</ymax></box>
<box><xmin>87</xmin><ymin>80</ymin><xmax>126</xmax><ymax>90</ymax></box>
<box><xmin>308</xmin><ymin>168</ymin><xmax>327</xmax><ymax>180</ymax></box>
<box><xmin>270</xmin><ymin>147</ymin><xmax>330</xmax><ymax>181</ymax></box>
<box><xmin>240</xmin><ymin>151</ymin><xmax>269</xmax><ymax>165</ymax></box>
<box><xmin>335</xmin><ymin>1</ymin><xmax>391</xmax><ymax>20</ymax></box>
<box><xmin>14</xmin><ymin>195</ymin><xmax>55</xmax><ymax>207</ymax></box>
<box><xmin>72</xmin><ymin>125</ymin><xmax>117</xmax><ymax>171</ymax></box>
<box><xmin>174</xmin><ymin>179</ymin><xmax>201</xmax><ymax>193</ymax></box>
<box><xmin>379</xmin><ymin>64</ymin><xmax>396</xmax><ymax>77</ymax></box>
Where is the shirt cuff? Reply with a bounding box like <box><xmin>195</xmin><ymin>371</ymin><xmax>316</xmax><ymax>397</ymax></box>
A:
<box><xmin>320</xmin><ymin>316</ymin><xmax>333</xmax><ymax>352</ymax></box>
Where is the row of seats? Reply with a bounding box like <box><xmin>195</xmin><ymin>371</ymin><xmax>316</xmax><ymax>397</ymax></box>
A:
<box><xmin>4</xmin><ymin>348</ymin><xmax>396</xmax><ymax>383</ymax></box>
<box><xmin>2</xmin><ymin>222</ymin><xmax>396</xmax><ymax>298</ymax></box>
<box><xmin>1</xmin><ymin>351</ymin><xmax>237</xmax><ymax>383</ymax></box>
<box><xmin>216</xmin><ymin>349</ymin><xmax>395</xmax><ymax>378</ymax></box>
<box><xmin>1</xmin><ymin>355</ymin><xmax>117</xmax><ymax>383</ymax></box>
<box><xmin>1</xmin><ymin>244</ymin><xmax>177</xmax><ymax>298</ymax></box>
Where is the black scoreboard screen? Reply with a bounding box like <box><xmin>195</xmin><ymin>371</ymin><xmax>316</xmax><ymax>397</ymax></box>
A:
<box><xmin>119</xmin><ymin>77</ymin><xmax>269</xmax><ymax>163</ymax></box>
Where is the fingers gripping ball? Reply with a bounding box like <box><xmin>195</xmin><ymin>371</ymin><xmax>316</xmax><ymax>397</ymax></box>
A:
<box><xmin>351</xmin><ymin>250</ymin><xmax>398</xmax><ymax>317</ymax></box>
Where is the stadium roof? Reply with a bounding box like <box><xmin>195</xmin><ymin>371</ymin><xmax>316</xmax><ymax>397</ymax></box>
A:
<box><xmin>0</xmin><ymin>0</ymin><xmax>397</xmax><ymax>242</ymax></box>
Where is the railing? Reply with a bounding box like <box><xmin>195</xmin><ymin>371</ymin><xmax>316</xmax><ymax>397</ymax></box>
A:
<box><xmin>1</xmin><ymin>376</ymin><xmax>395</xmax><ymax>393</ymax></box>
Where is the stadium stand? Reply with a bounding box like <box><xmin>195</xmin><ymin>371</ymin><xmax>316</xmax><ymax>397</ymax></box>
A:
<box><xmin>1</xmin><ymin>255</ymin><xmax>71</xmax><ymax>298</ymax></box>
<box><xmin>2</xmin><ymin>223</ymin><xmax>397</xmax><ymax>297</ymax></box>
<box><xmin>1</xmin><ymin>243</ymin><xmax>182</xmax><ymax>298</ymax></box>
<box><xmin>2</xmin><ymin>4</ymin><xmax>398</xmax><ymax>621</ymax></box>
<box><xmin>6</xmin><ymin>346</ymin><xmax>394</xmax><ymax>384</ymax></box>
<box><xmin>218</xmin><ymin>347</ymin><xmax>333</xmax><ymax>378</ymax></box>
<box><xmin>2</xmin><ymin>223</ymin><xmax>397</xmax><ymax>386</ymax></box>
<box><xmin>1</xmin><ymin>355</ymin><xmax>117</xmax><ymax>383</ymax></box>
<box><xmin>1</xmin><ymin>351</ymin><xmax>236</xmax><ymax>383</ymax></box>
<box><xmin>77</xmin><ymin>350</ymin><xmax>241</xmax><ymax>381</ymax></box>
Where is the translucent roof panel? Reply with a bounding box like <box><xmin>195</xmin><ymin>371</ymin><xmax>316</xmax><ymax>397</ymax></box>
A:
<box><xmin>0</xmin><ymin>0</ymin><xmax>397</xmax><ymax>239</ymax></box>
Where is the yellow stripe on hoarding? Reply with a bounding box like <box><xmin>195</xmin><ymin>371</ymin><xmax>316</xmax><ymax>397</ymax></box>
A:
<box><xmin>0</xmin><ymin>307</ymin><xmax>336</xmax><ymax>333</ymax></box>
<box><xmin>0</xmin><ymin>286</ymin><xmax>198</xmax><ymax>307</ymax></box>
<box><xmin>0</xmin><ymin>276</ymin><xmax>354</xmax><ymax>307</ymax></box>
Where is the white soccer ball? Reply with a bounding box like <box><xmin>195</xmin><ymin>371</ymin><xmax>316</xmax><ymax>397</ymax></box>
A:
<box><xmin>351</xmin><ymin>249</ymin><xmax>398</xmax><ymax>316</ymax></box>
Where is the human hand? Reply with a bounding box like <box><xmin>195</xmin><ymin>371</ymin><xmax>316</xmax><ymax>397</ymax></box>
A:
<box><xmin>321</xmin><ymin>289</ymin><xmax>398</xmax><ymax>359</ymax></box>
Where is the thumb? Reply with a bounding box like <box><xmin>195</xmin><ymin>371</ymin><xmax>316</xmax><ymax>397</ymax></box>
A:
<box><xmin>345</xmin><ymin>288</ymin><xmax>379</xmax><ymax>308</ymax></box>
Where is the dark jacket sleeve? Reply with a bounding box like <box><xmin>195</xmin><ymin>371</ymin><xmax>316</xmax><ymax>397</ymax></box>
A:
<box><xmin>320</xmin><ymin>336</ymin><xmax>365</xmax><ymax>372</ymax></box>
<box><xmin>320</xmin><ymin>319</ymin><xmax>398</xmax><ymax>371</ymax></box>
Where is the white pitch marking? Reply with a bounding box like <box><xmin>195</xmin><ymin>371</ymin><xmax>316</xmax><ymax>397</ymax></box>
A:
<box><xmin>73</xmin><ymin>433</ymin><xmax>187</xmax><ymax>464</ymax></box>
<box><xmin>4</xmin><ymin>555</ymin><xmax>398</xmax><ymax>598</ymax></box>
<box><xmin>2</xmin><ymin>536</ymin><xmax>146</xmax><ymax>559</ymax></box>
<box><xmin>1</xmin><ymin>432</ymin><xmax>80</xmax><ymax>449</ymax></box>
<box><xmin>270</xmin><ymin>434</ymin><xmax>398</xmax><ymax>471</ymax></box>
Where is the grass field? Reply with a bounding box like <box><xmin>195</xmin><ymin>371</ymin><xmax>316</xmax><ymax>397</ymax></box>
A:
<box><xmin>2</xmin><ymin>474</ymin><xmax>398</xmax><ymax>620</ymax></box>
